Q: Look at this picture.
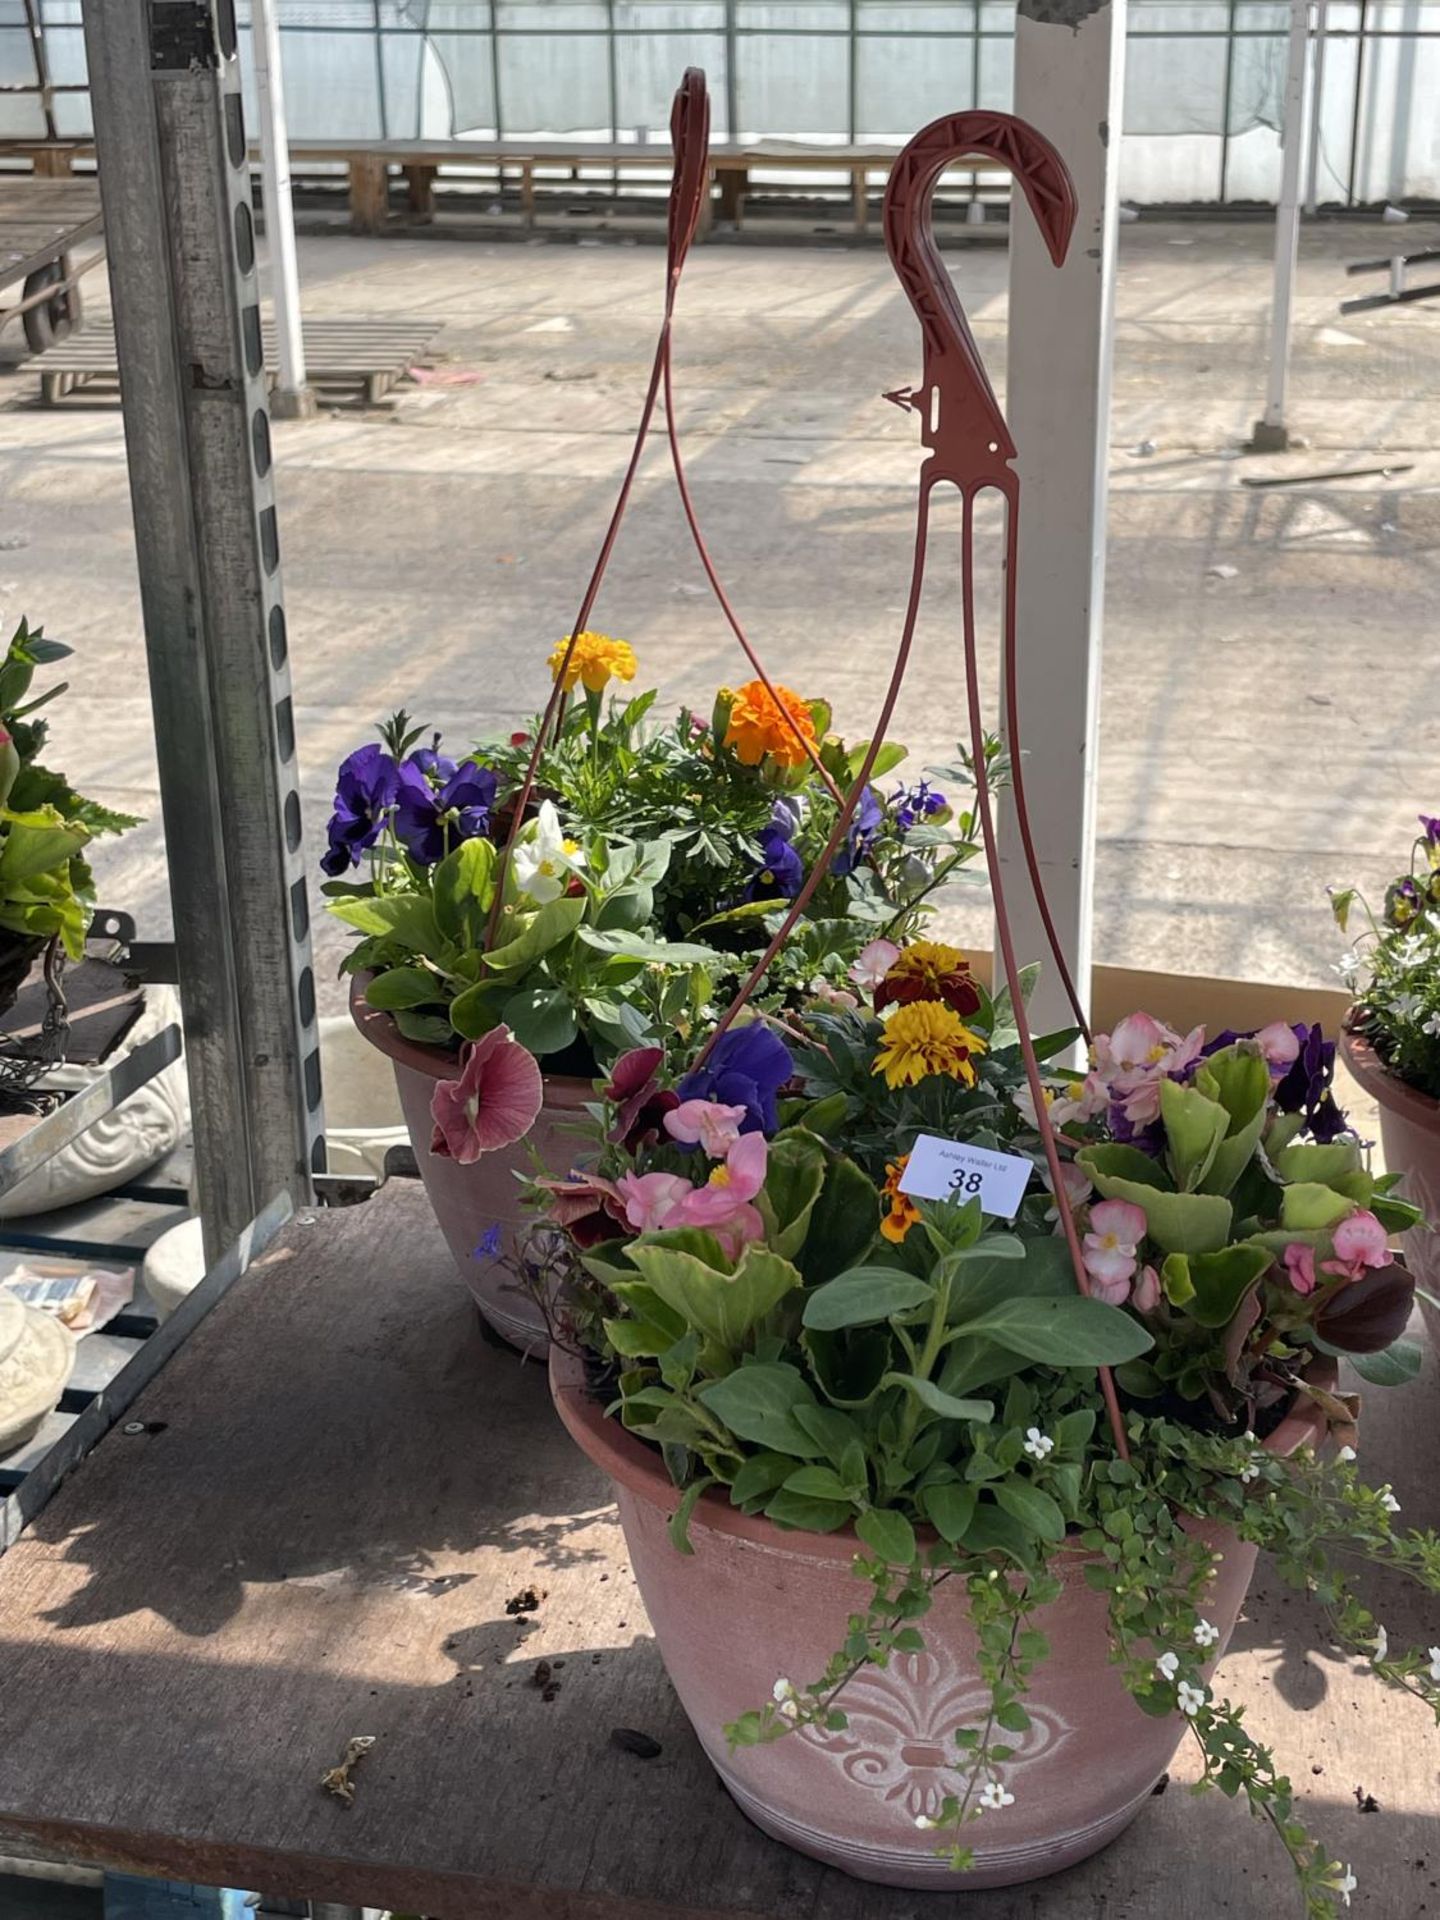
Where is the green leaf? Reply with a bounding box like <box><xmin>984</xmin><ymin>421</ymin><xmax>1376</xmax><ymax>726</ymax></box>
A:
<box><xmin>961</xmin><ymin>1502</ymin><xmax>1036</xmax><ymax>1565</ymax></box>
<box><xmin>993</xmin><ymin>1481</ymin><xmax>1067</xmax><ymax>1543</ymax></box>
<box><xmin>1079</xmin><ymin>1146</ymin><xmax>1234</xmax><ymax>1256</ymax></box>
<box><xmin>921</xmin><ymin>1480</ymin><xmax>977</xmax><ymax>1544</ymax></box>
<box><xmin>697</xmin><ymin>1363</ymin><xmax>825</xmax><ymax>1457</ymax></box>
<box><xmin>629</xmin><ymin>1243</ymin><xmax>800</xmax><ymax>1353</ymax></box>
<box><xmin>1159</xmin><ymin>1078</ymin><xmax>1230</xmax><ymax>1192</ymax></box>
<box><xmin>845</xmin><ymin>739</ymin><xmax>908</xmax><ymax>780</ymax></box>
<box><xmin>484</xmin><ymin>895</ymin><xmax>586</xmax><ymax>973</ymax></box>
<box><xmin>1160</xmin><ymin>1252</ymin><xmax>1195</xmax><ymax>1307</ymax></box>
<box><xmin>880</xmin><ymin>1373</ymin><xmax>994</xmax><ymax>1424</ymax></box>
<box><xmin>1280</xmin><ymin>1183</ymin><xmax>1355</xmax><ymax>1232</ymax></box>
<box><xmin>363</xmin><ymin>966</ymin><xmax>441</xmax><ymax>1012</ymax></box>
<box><xmin>1076</xmin><ymin>1143</ymin><xmax>1175</xmax><ymax>1192</ymax></box>
<box><xmin>603</xmin><ymin>1317</ymin><xmax>679</xmax><ymax>1359</ymax></box>
<box><xmin>729</xmin><ymin>1452</ymin><xmax>796</xmax><ymax>1506</ymax></box>
<box><xmin>501</xmin><ymin>983</ymin><xmax>578</xmax><ymax>1056</ymax></box>
<box><xmin>1183</xmin><ymin>1244</ymin><xmax>1274</xmax><ymax>1328</ymax></box>
<box><xmin>575</xmin><ymin>926</ymin><xmax>718</xmax><ymax>966</ymax></box>
<box><xmin>447</xmin><ymin>977</ymin><xmax>511</xmax><ymax>1040</ymax></box>
<box><xmin>757</xmin><ymin>1129</ymin><xmax>828</xmax><ymax>1261</ymax></box>
<box><xmin>328</xmin><ymin>891</ymin><xmax>444</xmax><ymax>957</ymax></box>
<box><xmin>791</xmin><ymin>1401</ymin><xmax>866</xmax><ymax>1469</ymax></box>
<box><xmin>782</xmin><ymin>1465</ymin><xmax>852</xmax><ymax>1502</ymax></box>
<box><xmin>431</xmin><ymin>837</ymin><xmax>497</xmax><ymax>948</ymax></box>
<box><xmin>0</xmin><ymin>809</ymin><xmax>89</xmax><ymax>883</ymax></box>
<box><xmin>856</xmin><ymin>1507</ymin><xmax>916</xmax><ymax>1566</ymax></box>
<box><xmin>994</xmin><ymin>1700</ymin><xmax>1033</xmax><ymax>1735</ymax></box>
<box><xmin>798</xmin><ymin>1154</ymin><xmax>881</xmax><ymax>1285</ymax></box>
<box><xmin>1271</xmin><ymin>1140</ymin><xmax>1362</xmax><ymax>1188</ymax></box>
<box><xmin>667</xmin><ymin>1479</ymin><xmax>711</xmax><ymax>1555</ymax></box>
<box><xmin>801</xmin><ymin>1267</ymin><xmax>933</xmax><ymax>1331</ymax></box>
<box><xmin>955</xmin><ymin>1296</ymin><xmax>1154</xmax><ymax>1367</ymax></box>
<box><xmin>1191</xmin><ymin>1044</ymin><xmax>1273</xmax><ymax>1195</ymax></box>
<box><xmin>763</xmin><ymin>1490</ymin><xmax>852</xmax><ymax>1533</ymax></box>
<box><xmin>1346</xmin><ymin>1337</ymin><xmax>1423</xmax><ymax>1387</ymax></box>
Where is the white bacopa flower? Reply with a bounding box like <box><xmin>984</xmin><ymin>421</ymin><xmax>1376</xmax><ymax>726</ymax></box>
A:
<box><xmin>1334</xmin><ymin>1865</ymin><xmax>1357</xmax><ymax>1907</ymax></box>
<box><xmin>1427</xmin><ymin>1646</ymin><xmax>1440</xmax><ymax>1683</ymax></box>
<box><xmin>914</xmin><ymin>1814</ymin><xmax>936</xmax><ymax>1831</ymax></box>
<box><xmin>1155</xmin><ymin>1650</ymin><xmax>1180</xmax><ymax>1681</ymax></box>
<box><xmin>1023</xmin><ymin>1426</ymin><xmax>1055</xmax><ymax>1461</ymax></box>
<box><xmin>1193</xmin><ymin>1619</ymin><xmax>1220</xmax><ymax>1648</ymax></box>
<box><xmin>1371</xmin><ymin>1625</ymin><xmax>1388</xmax><ymax>1664</ymax></box>
<box><xmin>1176</xmin><ymin>1680</ymin><xmax>1207</xmax><ymax>1717</ymax></box>
<box><xmin>978</xmin><ymin>1781</ymin><xmax>1015</xmax><ymax>1811</ymax></box>
<box><xmin>1239</xmin><ymin>1461</ymin><xmax>1260</xmax><ymax>1484</ymax></box>
<box><xmin>772</xmin><ymin>1677</ymin><xmax>797</xmax><ymax>1702</ymax></box>
<box><xmin>1381</xmin><ymin>1491</ymin><xmax>1402</xmax><ymax>1514</ymax></box>
<box><xmin>1337</xmin><ymin>1445</ymin><xmax>1357</xmax><ymax>1463</ymax></box>
<box><xmin>1426</xmin><ymin>1012</ymin><xmax>1440</xmax><ymax>1039</ymax></box>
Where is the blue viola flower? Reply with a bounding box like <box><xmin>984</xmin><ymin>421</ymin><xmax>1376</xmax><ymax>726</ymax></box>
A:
<box><xmin>833</xmin><ymin>784</ymin><xmax>884</xmax><ymax>876</ymax></box>
<box><xmin>394</xmin><ymin>757</ymin><xmax>498</xmax><ymax>867</ymax></box>
<box><xmin>321</xmin><ymin>743</ymin><xmax>399</xmax><ymax>876</ymax></box>
<box><xmin>473</xmin><ymin>1224</ymin><xmax>504</xmax><ymax>1261</ymax></box>
<box><xmin>891</xmin><ymin>779</ymin><xmax>947</xmax><ymax>835</ymax></box>
<box><xmin>677</xmin><ymin>1024</ymin><xmax>794</xmax><ymax>1136</ymax></box>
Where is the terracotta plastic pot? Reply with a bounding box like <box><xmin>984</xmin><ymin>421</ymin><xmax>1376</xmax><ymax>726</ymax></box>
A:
<box><xmin>552</xmin><ymin>1344</ymin><xmax>1327</xmax><ymax>1890</ymax></box>
<box><xmin>1341</xmin><ymin>1026</ymin><xmax>1440</xmax><ymax>1352</ymax></box>
<box><xmin>351</xmin><ymin>978</ymin><xmax>592</xmax><ymax>1356</ymax></box>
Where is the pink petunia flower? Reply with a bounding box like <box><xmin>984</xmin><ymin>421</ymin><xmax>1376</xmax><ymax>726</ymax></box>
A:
<box><xmin>1282</xmin><ymin>1242</ymin><xmax>1317</xmax><ymax>1295</ymax></box>
<box><xmin>430</xmin><ymin>1026</ymin><xmax>543</xmax><ymax>1164</ymax></box>
<box><xmin>614</xmin><ymin>1170</ymin><xmax>695</xmax><ymax>1234</ymax></box>
<box><xmin>849</xmin><ymin>937</ymin><xmax>902</xmax><ymax>995</ymax></box>
<box><xmin>1321</xmin><ymin>1210</ymin><xmax>1394</xmax><ymax>1284</ymax></box>
<box><xmin>1081</xmin><ymin>1197</ymin><xmax>1147</xmax><ymax>1304</ymax></box>
<box><xmin>665</xmin><ymin>1098</ymin><xmax>748</xmax><ymax>1158</ymax></box>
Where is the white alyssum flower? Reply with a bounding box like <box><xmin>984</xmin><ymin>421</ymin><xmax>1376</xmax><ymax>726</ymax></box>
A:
<box><xmin>512</xmin><ymin>800</ymin><xmax>585</xmax><ymax>905</ymax></box>
<box><xmin>1176</xmin><ymin>1680</ymin><xmax>1207</xmax><ymax>1717</ymax></box>
<box><xmin>1023</xmin><ymin>1427</ymin><xmax>1055</xmax><ymax>1461</ymax></box>
<box><xmin>978</xmin><ymin>1781</ymin><xmax>1015</xmax><ymax>1811</ymax></box>
<box><xmin>1427</xmin><ymin>1646</ymin><xmax>1440</xmax><ymax>1683</ymax></box>
<box><xmin>1337</xmin><ymin>1445</ymin><xmax>1357</xmax><ymax>1463</ymax></box>
<box><xmin>1193</xmin><ymin>1619</ymin><xmax>1220</xmax><ymax>1648</ymax></box>
<box><xmin>914</xmin><ymin>1814</ymin><xmax>936</xmax><ymax>1830</ymax></box>
<box><xmin>1333</xmin><ymin>1864</ymin><xmax>1357</xmax><ymax>1908</ymax></box>
<box><xmin>1381</xmin><ymin>1491</ymin><xmax>1402</xmax><ymax>1514</ymax></box>
<box><xmin>1155</xmin><ymin>1650</ymin><xmax>1180</xmax><ymax>1681</ymax></box>
<box><xmin>1371</xmin><ymin>1625</ymin><xmax>1388</xmax><ymax>1665</ymax></box>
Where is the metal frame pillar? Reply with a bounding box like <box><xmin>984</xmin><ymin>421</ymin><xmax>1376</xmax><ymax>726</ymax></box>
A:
<box><xmin>1250</xmin><ymin>0</ymin><xmax>1312</xmax><ymax>452</ymax></box>
<box><xmin>997</xmin><ymin>0</ymin><xmax>1126</xmax><ymax>1037</ymax></box>
<box><xmin>80</xmin><ymin>0</ymin><xmax>323</xmax><ymax>1262</ymax></box>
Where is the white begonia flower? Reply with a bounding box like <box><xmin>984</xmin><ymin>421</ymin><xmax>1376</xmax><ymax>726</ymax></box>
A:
<box><xmin>914</xmin><ymin>1814</ymin><xmax>936</xmax><ymax>1831</ymax></box>
<box><xmin>1155</xmin><ymin>1651</ymin><xmax>1180</xmax><ymax>1681</ymax></box>
<box><xmin>1426</xmin><ymin>1646</ymin><xmax>1440</xmax><ymax>1683</ymax></box>
<box><xmin>1371</xmin><ymin>1625</ymin><xmax>1388</xmax><ymax>1665</ymax></box>
<box><xmin>1176</xmin><ymin>1680</ymin><xmax>1207</xmax><ymax>1717</ymax></box>
<box><xmin>512</xmin><ymin>800</ymin><xmax>585</xmax><ymax>905</ymax></box>
<box><xmin>978</xmin><ymin>1781</ymin><xmax>1015</xmax><ymax>1811</ymax></box>
<box><xmin>1381</xmin><ymin>1491</ymin><xmax>1401</xmax><ymax>1514</ymax></box>
<box><xmin>1193</xmin><ymin>1619</ymin><xmax>1220</xmax><ymax>1648</ymax></box>
<box><xmin>1337</xmin><ymin>1445</ymin><xmax>1357</xmax><ymax>1463</ymax></box>
<box><xmin>1334</xmin><ymin>1865</ymin><xmax>1357</xmax><ymax>1908</ymax></box>
<box><xmin>1023</xmin><ymin>1427</ymin><xmax>1055</xmax><ymax>1461</ymax></box>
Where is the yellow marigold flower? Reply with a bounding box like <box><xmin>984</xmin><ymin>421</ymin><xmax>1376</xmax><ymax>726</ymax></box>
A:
<box><xmin>876</xmin><ymin>939</ymin><xmax>982</xmax><ymax>1018</ymax></box>
<box><xmin>873</xmin><ymin>999</ymin><xmax>986</xmax><ymax>1091</ymax></box>
<box><xmin>548</xmin><ymin>631</ymin><xmax>638</xmax><ymax>694</ymax></box>
<box><xmin>880</xmin><ymin>1156</ymin><xmax>921</xmax><ymax>1244</ymax></box>
<box><xmin>722</xmin><ymin>678</ymin><xmax>817</xmax><ymax>769</ymax></box>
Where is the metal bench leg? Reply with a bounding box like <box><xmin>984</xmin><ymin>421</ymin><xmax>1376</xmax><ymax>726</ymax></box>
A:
<box><xmin>520</xmin><ymin>162</ymin><xmax>536</xmax><ymax>229</ymax></box>
<box><xmin>853</xmin><ymin>166</ymin><xmax>869</xmax><ymax>235</ymax></box>
<box><xmin>103</xmin><ymin>1876</ymin><xmax>253</xmax><ymax>1918</ymax></box>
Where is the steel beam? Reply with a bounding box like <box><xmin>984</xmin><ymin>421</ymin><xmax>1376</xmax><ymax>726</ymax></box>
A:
<box><xmin>80</xmin><ymin>0</ymin><xmax>323</xmax><ymax>1262</ymax></box>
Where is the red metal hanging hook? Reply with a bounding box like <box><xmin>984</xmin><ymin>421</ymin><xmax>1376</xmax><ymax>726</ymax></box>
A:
<box><xmin>700</xmin><ymin>112</ymin><xmax>1127</xmax><ymax>1459</ymax></box>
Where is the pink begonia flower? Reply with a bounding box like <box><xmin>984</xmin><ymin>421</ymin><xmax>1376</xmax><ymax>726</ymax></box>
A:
<box><xmin>813</xmin><ymin>981</ymin><xmax>861</xmax><ymax>1011</ymax></box>
<box><xmin>1081</xmin><ymin>1197</ymin><xmax>1147</xmax><ymax>1303</ymax></box>
<box><xmin>671</xmin><ymin>1130</ymin><xmax>768</xmax><ymax>1252</ymax></box>
<box><xmin>1093</xmin><ymin>1012</ymin><xmax>1205</xmax><ymax>1127</ymax></box>
<box><xmin>1050</xmin><ymin>1072</ymin><xmax>1110</xmax><ymax>1127</ymax></box>
<box><xmin>1042</xmin><ymin>1158</ymin><xmax>1094</xmax><ymax>1223</ymax></box>
<box><xmin>665</xmin><ymin>1098</ymin><xmax>748</xmax><ymax>1158</ymax></box>
<box><xmin>1322</xmin><ymin>1210</ymin><xmax>1393</xmax><ymax>1283</ymax></box>
<box><xmin>614</xmin><ymin>1170</ymin><xmax>695</xmax><ymax>1234</ymax></box>
<box><xmin>430</xmin><ymin>1025</ymin><xmax>543</xmax><ymax>1164</ymax></box>
<box><xmin>1132</xmin><ymin>1264</ymin><xmax>1162</xmax><ymax>1314</ymax></box>
<box><xmin>849</xmin><ymin>937</ymin><xmax>902</xmax><ymax>995</ymax></box>
<box><xmin>1283</xmin><ymin>1242</ymin><xmax>1318</xmax><ymax>1296</ymax></box>
<box><xmin>1255</xmin><ymin>1021</ymin><xmax>1302</xmax><ymax>1072</ymax></box>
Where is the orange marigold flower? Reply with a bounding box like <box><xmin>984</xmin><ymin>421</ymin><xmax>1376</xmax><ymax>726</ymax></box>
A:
<box><xmin>873</xmin><ymin>999</ymin><xmax>986</xmax><ymax>1091</ymax></box>
<box><xmin>722</xmin><ymin>678</ymin><xmax>817</xmax><ymax>769</ymax></box>
<box><xmin>880</xmin><ymin>1156</ymin><xmax>921</xmax><ymax>1244</ymax></box>
<box><xmin>875</xmin><ymin>939</ymin><xmax>982</xmax><ymax>1019</ymax></box>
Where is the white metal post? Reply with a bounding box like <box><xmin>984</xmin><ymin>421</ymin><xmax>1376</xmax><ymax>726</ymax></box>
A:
<box><xmin>1251</xmin><ymin>0</ymin><xmax>1311</xmax><ymax>451</ymax></box>
<box><xmin>1305</xmin><ymin>0</ymin><xmax>1327</xmax><ymax>214</ymax></box>
<box><xmin>251</xmin><ymin>0</ymin><xmax>314</xmax><ymax>418</ymax></box>
<box><xmin>997</xmin><ymin>0</ymin><xmax>1126</xmax><ymax>1037</ymax></box>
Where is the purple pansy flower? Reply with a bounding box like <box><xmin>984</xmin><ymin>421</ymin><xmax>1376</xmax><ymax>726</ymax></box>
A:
<box><xmin>1274</xmin><ymin>1021</ymin><xmax>1348</xmax><ymax>1143</ymax></box>
<box><xmin>746</xmin><ymin>804</ymin><xmax>805</xmax><ymax>901</ymax></box>
<box><xmin>677</xmin><ymin>1024</ymin><xmax>794</xmax><ymax>1136</ymax></box>
<box><xmin>1385</xmin><ymin>875</ymin><xmax>1423</xmax><ymax>928</ymax></box>
<box><xmin>410</xmin><ymin>735</ymin><xmax>458</xmax><ymax>783</ymax></box>
<box><xmin>321</xmin><ymin>743</ymin><xmax>399</xmax><ymax>876</ymax></box>
<box><xmin>833</xmin><ymin>784</ymin><xmax>884</xmax><ymax>877</ymax></box>
<box><xmin>892</xmin><ymin>779</ymin><xmax>946</xmax><ymax>834</ymax></box>
<box><xmin>394</xmin><ymin>757</ymin><xmax>498</xmax><ymax>867</ymax></box>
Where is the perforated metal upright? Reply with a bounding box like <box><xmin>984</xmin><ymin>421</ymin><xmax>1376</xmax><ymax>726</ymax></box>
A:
<box><xmin>80</xmin><ymin>0</ymin><xmax>322</xmax><ymax>1261</ymax></box>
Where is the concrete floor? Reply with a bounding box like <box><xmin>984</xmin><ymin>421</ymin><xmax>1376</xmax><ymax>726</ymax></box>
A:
<box><xmin>0</xmin><ymin>217</ymin><xmax>1436</xmax><ymax>1015</ymax></box>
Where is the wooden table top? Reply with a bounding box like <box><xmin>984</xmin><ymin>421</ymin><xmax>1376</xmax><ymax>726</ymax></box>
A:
<box><xmin>0</xmin><ymin>1178</ymin><xmax>1434</xmax><ymax>1919</ymax></box>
